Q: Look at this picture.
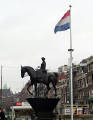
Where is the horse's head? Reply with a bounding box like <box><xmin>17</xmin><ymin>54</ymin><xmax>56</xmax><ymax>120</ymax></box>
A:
<box><xmin>21</xmin><ymin>66</ymin><xmax>26</xmax><ymax>78</ymax></box>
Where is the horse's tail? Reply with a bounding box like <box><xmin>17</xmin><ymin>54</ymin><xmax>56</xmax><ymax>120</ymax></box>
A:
<box><xmin>54</xmin><ymin>72</ymin><xmax>59</xmax><ymax>84</ymax></box>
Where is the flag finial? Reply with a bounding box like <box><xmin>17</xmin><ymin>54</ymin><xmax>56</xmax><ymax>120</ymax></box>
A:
<box><xmin>69</xmin><ymin>5</ymin><xmax>72</xmax><ymax>8</ymax></box>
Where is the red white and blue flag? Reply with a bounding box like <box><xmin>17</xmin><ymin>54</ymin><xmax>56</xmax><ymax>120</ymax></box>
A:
<box><xmin>54</xmin><ymin>10</ymin><xmax>70</xmax><ymax>33</ymax></box>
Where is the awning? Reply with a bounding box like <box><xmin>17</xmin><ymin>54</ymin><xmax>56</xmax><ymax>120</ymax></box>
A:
<box><xmin>10</xmin><ymin>106</ymin><xmax>32</xmax><ymax>110</ymax></box>
<box><xmin>88</xmin><ymin>98</ymin><xmax>93</xmax><ymax>102</ymax></box>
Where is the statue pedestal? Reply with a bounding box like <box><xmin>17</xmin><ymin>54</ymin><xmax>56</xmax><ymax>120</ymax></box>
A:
<box><xmin>26</xmin><ymin>98</ymin><xmax>59</xmax><ymax>120</ymax></box>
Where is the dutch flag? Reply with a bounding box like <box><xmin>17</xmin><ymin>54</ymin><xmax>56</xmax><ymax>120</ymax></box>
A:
<box><xmin>54</xmin><ymin>10</ymin><xmax>70</xmax><ymax>33</ymax></box>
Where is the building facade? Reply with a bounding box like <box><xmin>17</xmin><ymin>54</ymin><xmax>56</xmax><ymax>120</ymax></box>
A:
<box><xmin>74</xmin><ymin>56</ymin><xmax>93</xmax><ymax>104</ymax></box>
<box><xmin>57</xmin><ymin>56</ymin><xmax>93</xmax><ymax>105</ymax></box>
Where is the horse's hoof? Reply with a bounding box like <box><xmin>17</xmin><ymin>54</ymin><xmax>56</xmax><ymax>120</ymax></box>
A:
<box><xmin>30</xmin><ymin>93</ymin><xmax>33</xmax><ymax>95</ymax></box>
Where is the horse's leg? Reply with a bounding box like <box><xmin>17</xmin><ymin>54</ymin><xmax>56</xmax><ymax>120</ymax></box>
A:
<box><xmin>34</xmin><ymin>83</ymin><xmax>37</xmax><ymax>97</ymax></box>
<box><xmin>46</xmin><ymin>84</ymin><xmax>51</xmax><ymax>96</ymax></box>
<box><xmin>27</xmin><ymin>83</ymin><xmax>33</xmax><ymax>96</ymax></box>
<box><xmin>52</xmin><ymin>80</ymin><xmax>57</xmax><ymax>97</ymax></box>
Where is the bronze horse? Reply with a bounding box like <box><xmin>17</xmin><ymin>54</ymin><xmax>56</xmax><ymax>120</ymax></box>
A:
<box><xmin>21</xmin><ymin>66</ymin><xmax>58</xmax><ymax>96</ymax></box>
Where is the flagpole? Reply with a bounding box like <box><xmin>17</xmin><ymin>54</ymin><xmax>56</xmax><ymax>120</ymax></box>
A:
<box><xmin>54</xmin><ymin>6</ymin><xmax>73</xmax><ymax>120</ymax></box>
<box><xmin>68</xmin><ymin>5</ymin><xmax>74</xmax><ymax>120</ymax></box>
<box><xmin>0</xmin><ymin>65</ymin><xmax>2</xmax><ymax>108</ymax></box>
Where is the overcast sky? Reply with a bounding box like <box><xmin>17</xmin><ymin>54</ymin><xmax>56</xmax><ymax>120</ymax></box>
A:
<box><xmin>0</xmin><ymin>0</ymin><xmax>93</xmax><ymax>92</ymax></box>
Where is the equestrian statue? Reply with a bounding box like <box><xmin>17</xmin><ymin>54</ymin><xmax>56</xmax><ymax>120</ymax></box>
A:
<box><xmin>21</xmin><ymin>57</ymin><xmax>58</xmax><ymax>97</ymax></box>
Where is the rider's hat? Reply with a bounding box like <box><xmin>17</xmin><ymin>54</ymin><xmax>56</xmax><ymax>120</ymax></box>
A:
<box><xmin>41</xmin><ymin>57</ymin><xmax>45</xmax><ymax>60</ymax></box>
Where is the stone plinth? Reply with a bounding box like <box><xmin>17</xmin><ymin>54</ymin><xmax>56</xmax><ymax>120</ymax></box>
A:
<box><xmin>27</xmin><ymin>98</ymin><xmax>59</xmax><ymax>120</ymax></box>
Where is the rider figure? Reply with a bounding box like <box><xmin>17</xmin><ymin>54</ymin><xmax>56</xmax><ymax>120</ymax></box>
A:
<box><xmin>40</xmin><ymin>57</ymin><xmax>46</xmax><ymax>74</ymax></box>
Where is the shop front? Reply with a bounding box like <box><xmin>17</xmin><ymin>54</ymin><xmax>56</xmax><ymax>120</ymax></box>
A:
<box><xmin>10</xmin><ymin>102</ymin><xmax>33</xmax><ymax>120</ymax></box>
